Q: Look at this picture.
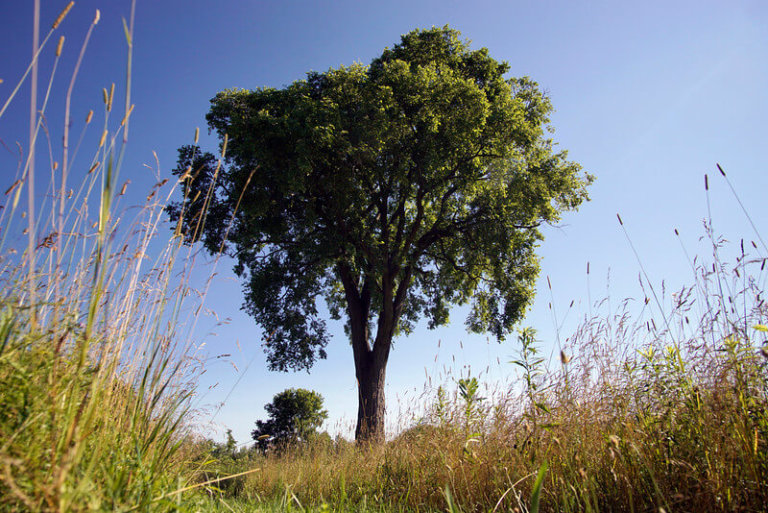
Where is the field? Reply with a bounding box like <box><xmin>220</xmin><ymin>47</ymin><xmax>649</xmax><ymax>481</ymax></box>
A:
<box><xmin>1</xmin><ymin>2</ymin><xmax>767</xmax><ymax>512</ymax></box>
<box><xmin>194</xmin><ymin>259</ymin><xmax>768</xmax><ymax>512</ymax></box>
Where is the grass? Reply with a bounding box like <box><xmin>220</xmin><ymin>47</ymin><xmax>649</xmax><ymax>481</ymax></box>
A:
<box><xmin>1</xmin><ymin>2</ymin><xmax>767</xmax><ymax>512</ymax></box>
<box><xmin>0</xmin><ymin>2</ymin><xmax>218</xmax><ymax>510</ymax></box>
<box><xmin>201</xmin><ymin>218</ymin><xmax>768</xmax><ymax>512</ymax></box>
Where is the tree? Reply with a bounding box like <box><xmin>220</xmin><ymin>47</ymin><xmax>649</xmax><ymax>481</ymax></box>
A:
<box><xmin>168</xmin><ymin>26</ymin><xmax>593</xmax><ymax>442</ymax></box>
<box><xmin>224</xmin><ymin>429</ymin><xmax>237</xmax><ymax>456</ymax></box>
<box><xmin>250</xmin><ymin>388</ymin><xmax>328</xmax><ymax>448</ymax></box>
<box><xmin>211</xmin><ymin>429</ymin><xmax>238</xmax><ymax>459</ymax></box>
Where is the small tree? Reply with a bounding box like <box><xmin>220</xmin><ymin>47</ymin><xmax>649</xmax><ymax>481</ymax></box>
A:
<box><xmin>210</xmin><ymin>429</ymin><xmax>238</xmax><ymax>459</ymax></box>
<box><xmin>224</xmin><ymin>429</ymin><xmax>237</xmax><ymax>455</ymax></box>
<box><xmin>251</xmin><ymin>388</ymin><xmax>328</xmax><ymax>448</ymax></box>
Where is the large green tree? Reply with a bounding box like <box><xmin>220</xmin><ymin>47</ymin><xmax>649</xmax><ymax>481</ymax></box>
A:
<box><xmin>168</xmin><ymin>27</ymin><xmax>592</xmax><ymax>442</ymax></box>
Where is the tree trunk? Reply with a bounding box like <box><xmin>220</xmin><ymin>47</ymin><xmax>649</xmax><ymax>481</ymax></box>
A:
<box><xmin>354</xmin><ymin>350</ymin><xmax>388</xmax><ymax>442</ymax></box>
<box><xmin>337</xmin><ymin>262</ymin><xmax>399</xmax><ymax>443</ymax></box>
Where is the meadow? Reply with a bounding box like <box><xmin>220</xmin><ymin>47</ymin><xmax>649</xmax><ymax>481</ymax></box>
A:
<box><xmin>196</xmin><ymin>242</ymin><xmax>768</xmax><ymax>512</ymax></box>
<box><xmin>1</xmin><ymin>2</ymin><xmax>766</xmax><ymax>512</ymax></box>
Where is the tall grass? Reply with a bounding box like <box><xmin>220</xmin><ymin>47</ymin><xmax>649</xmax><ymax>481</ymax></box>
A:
<box><xmin>207</xmin><ymin>183</ymin><xmax>768</xmax><ymax>512</ymax></box>
<box><xmin>0</xmin><ymin>3</ymin><xmax>218</xmax><ymax>510</ymax></box>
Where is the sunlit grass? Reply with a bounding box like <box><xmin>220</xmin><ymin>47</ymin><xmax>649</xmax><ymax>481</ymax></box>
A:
<box><xmin>204</xmin><ymin>216</ymin><xmax>768</xmax><ymax>512</ymax></box>
<box><xmin>0</xmin><ymin>2</ymin><xmax>219</xmax><ymax>510</ymax></box>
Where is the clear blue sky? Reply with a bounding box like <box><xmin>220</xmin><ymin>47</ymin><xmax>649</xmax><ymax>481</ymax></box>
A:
<box><xmin>2</xmin><ymin>0</ymin><xmax>767</xmax><ymax>444</ymax></box>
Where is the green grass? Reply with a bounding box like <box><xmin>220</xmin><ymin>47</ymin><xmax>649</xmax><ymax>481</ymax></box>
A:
<box><xmin>0</xmin><ymin>3</ymin><xmax>216</xmax><ymax>510</ymax></box>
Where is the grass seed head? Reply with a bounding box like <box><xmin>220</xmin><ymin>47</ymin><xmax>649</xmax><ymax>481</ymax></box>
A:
<box><xmin>107</xmin><ymin>83</ymin><xmax>115</xmax><ymax>111</ymax></box>
<box><xmin>52</xmin><ymin>1</ymin><xmax>75</xmax><ymax>29</ymax></box>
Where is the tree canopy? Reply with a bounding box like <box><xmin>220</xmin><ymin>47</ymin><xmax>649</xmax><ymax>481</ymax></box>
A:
<box><xmin>251</xmin><ymin>388</ymin><xmax>328</xmax><ymax>447</ymax></box>
<box><xmin>168</xmin><ymin>26</ymin><xmax>592</xmax><ymax>441</ymax></box>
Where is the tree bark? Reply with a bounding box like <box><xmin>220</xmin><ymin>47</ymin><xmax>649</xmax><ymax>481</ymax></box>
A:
<box><xmin>354</xmin><ymin>349</ymin><xmax>388</xmax><ymax>442</ymax></box>
<box><xmin>338</xmin><ymin>263</ymin><xmax>392</xmax><ymax>443</ymax></box>
<box><xmin>338</xmin><ymin>262</ymin><xmax>408</xmax><ymax>443</ymax></box>
<box><xmin>353</xmin><ymin>283</ymin><xmax>397</xmax><ymax>442</ymax></box>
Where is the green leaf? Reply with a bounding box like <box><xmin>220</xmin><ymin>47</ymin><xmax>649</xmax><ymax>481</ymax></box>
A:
<box><xmin>122</xmin><ymin>18</ymin><xmax>132</xmax><ymax>46</ymax></box>
<box><xmin>530</xmin><ymin>461</ymin><xmax>548</xmax><ymax>513</ymax></box>
<box><xmin>444</xmin><ymin>485</ymin><xmax>461</xmax><ymax>513</ymax></box>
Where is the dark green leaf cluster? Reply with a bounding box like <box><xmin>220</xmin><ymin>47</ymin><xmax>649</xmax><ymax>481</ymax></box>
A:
<box><xmin>250</xmin><ymin>388</ymin><xmax>328</xmax><ymax>448</ymax></box>
<box><xmin>168</xmin><ymin>26</ymin><xmax>593</xmax><ymax>372</ymax></box>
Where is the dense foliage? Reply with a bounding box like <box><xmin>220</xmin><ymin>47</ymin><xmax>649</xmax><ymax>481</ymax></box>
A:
<box><xmin>251</xmin><ymin>388</ymin><xmax>328</xmax><ymax>449</ymax></box>
<box><xmin>169</xmin><ymin>25</ymin><xmax>592</xmax><ymax>440</ymax></box>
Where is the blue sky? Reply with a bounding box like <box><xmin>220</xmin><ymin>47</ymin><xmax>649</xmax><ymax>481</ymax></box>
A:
<box><xmin>2</xmin><ymin>0</ymin><xmax>767</xmax><ymax>444</ymax></box>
